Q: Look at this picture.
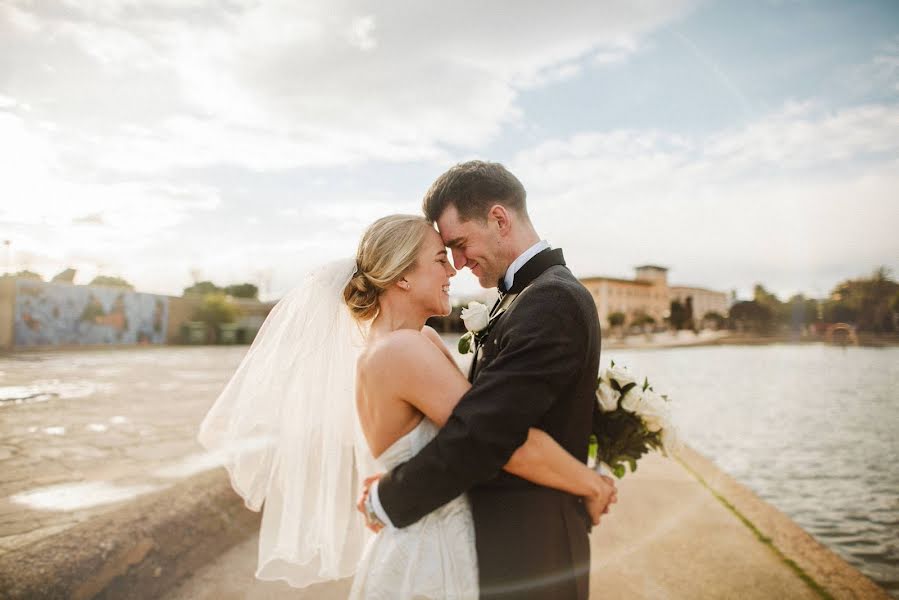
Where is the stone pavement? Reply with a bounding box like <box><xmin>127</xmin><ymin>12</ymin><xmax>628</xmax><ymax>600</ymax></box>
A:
<box><xmin>166</xmin><ymin>451</ymin><xmax>888</xmax><ymax>599</ymax></box>
<box><xmin>0</xmin><ymin>346</ymin><xmax>250</xmax><ymax>555</ymax></box>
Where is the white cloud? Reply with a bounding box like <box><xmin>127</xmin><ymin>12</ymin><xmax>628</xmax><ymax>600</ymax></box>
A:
<box><xmin>704</xmin><ymin>102</ymin><xmax>899</xmax><ymax>169</ymax></box>
<box><xmin>512</xmin><ymin>102</ymin><xmax>899</xmax><ymax>298</ymax></box>
<box><xmin>1</xmin><ymin>3</ymin><xmax>39</xmax><ymax>33</ymax></box>
<box><xmin>3</xmin><ymin>0</ymin><xmax>894</xmax><ymax>304</ymax></box>
<box><xmin>347</xmin><ymin>15</ymin><xmax>377</xmax><ymax>52</ymax></box>
<box><xmin>0</xmin><ymin>110</ymin><xmax>221</xmax><ymax>283</ymax></box>
<box><xmin>844</xmin><ymin>34</ymin><xmax>899</xmax><ymax>98</ymax></box>
<box><xmin>0</xmin><ymin>0</ymin><xmax>697</xmax><ymax>173</ymax></box>
<box><xmin>593</xmin><ymin>36</ymin><xmax>639</xmax><ymax>65</ymax></box>
<box><xmin>0</xmin><ymin>0</ymin><xmax>698</xmax><ymax>294</ymax></box>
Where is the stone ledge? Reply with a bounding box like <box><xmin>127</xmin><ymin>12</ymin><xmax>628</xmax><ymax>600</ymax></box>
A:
<box><xmin>0</xmin><ymin>468</ymin><xmax>258</xmax><ymax>600</ymax></box>
<box><xmin>677</xmin><ymin>445</ymin><xmax>890</xmax><ymax>600</ymax></box>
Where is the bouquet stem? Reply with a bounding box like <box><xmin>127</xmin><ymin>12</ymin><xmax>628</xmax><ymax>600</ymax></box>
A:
<box><xmin>596</xmin><ymin>462</ymin><xmax>614</xmax><ymax>478</ymax></box>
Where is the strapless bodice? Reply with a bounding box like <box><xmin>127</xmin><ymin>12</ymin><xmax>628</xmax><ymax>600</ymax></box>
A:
<box><xmin>375</xmin><ymin>418</ymin><xmax>439</xmax><ymax>471</ymax></box>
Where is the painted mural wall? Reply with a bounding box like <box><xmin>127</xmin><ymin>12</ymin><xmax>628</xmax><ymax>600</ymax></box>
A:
<box><xmin>14</xmin><ymin>280</ymin><xmax>169</xmax><ymax>347</ymax></box>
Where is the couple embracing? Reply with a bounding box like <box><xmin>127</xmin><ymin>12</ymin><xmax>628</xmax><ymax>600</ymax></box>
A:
<box><xmin>199</xmin><ymin>161</ymin><xmax>618</xmax><ymax>599</ymax></box>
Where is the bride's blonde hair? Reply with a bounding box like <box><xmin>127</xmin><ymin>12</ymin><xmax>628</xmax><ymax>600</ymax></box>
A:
<box><xmin>343</xmin><ymin>214</ymin><xmax>432</xmax><ymax>321</ymax></box>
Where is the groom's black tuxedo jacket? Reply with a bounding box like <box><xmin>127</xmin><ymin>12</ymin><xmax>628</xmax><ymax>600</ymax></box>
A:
<box><xmin>378</xmin><ymin>248</ymin><xmax>602</xmax><ymax>600</ymax></box>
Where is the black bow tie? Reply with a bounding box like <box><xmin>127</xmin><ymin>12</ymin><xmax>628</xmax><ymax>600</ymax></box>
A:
<box><xmin>497</xmin><ymin>277</ymin><xmax>509</xmax><ymax>295</ymax></box>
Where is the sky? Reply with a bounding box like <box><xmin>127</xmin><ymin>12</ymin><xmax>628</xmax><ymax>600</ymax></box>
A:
<box><xmin>1</xmin><ymin>0</ymin><xmax>898</xmax><ymax>301</ymax></box>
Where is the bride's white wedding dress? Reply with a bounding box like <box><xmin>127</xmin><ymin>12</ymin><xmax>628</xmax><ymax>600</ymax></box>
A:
<box><xmin>350</xmin><ymin>417</ymin><xmax>478</xmax><ymax>600</ymax></box>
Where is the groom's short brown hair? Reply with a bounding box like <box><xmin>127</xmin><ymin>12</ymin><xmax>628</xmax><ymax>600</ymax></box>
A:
<box><xmin>422</xmin><ymin>160</ymin><xmax>528</xmax><ymax>224</ymax></box>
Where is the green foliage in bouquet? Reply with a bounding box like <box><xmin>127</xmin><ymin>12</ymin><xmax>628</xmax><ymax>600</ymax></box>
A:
<box><xmin>590</xmin><ymin>414</ymin><xmax>663</xmax><ymax>479</ymax></box>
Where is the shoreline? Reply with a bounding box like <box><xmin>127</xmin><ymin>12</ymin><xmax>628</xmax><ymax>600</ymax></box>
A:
<box><xmin>5</xmin><ymin>331</ymin><xmax>898</xmax><ymax>356</ymax></box>
<box><xmin>674</xmin><ymin>446</ymin><xmax>890</xmax><ymax>599</ymax></box>
<box><xmin>603</xmin><ymin>331</ymin><xmax>899</xmax><ymax>351</ymax></box>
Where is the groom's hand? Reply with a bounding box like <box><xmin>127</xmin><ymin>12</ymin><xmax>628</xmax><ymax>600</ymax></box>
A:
<box><xmin>357</xmin><ymin>473</ymin><xmax>385</xmax><ymax>533</ymax></box>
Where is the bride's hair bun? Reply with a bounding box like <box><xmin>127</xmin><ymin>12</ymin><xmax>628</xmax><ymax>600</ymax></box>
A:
<box><xmin>345</xmin><ymin>270</ymin><xmax>379</xmax><ymax>321</ymax></box>
<box><xmin>343</xmin><ymin>214</ymin><xmax>431</xmax><ymax>322</ymax></box>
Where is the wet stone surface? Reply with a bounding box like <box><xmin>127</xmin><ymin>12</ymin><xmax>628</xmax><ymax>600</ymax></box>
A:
<box><xmin>0</xmin><ymin>346</ymin><xmax>250</xmax><ymax>552</ymax></box>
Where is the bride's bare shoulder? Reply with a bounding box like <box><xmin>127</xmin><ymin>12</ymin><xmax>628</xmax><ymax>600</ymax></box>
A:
<box><xmin>366</xmin><ymin>329</ymin><xmax>430</xmax><ymax>357</ymax></box>
<box><xmin>362</xmin><ymin>329</ymin><xmax>442</xmax><ymax>374</ymax></box>
<box><xmin>420</xmin><ymin>325</ymin><xmax>446</xmax><ymax>347</ymax></box>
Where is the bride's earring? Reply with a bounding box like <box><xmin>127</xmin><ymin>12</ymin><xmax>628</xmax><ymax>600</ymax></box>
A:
<box><xmin>399</xmin><ymin>280</ymin><xmax>410</xmax><ymax>290</ymax></box>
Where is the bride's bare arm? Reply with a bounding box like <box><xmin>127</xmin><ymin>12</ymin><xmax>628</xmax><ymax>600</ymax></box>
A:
<box><xmin>377</xmin><ymin>331</ymin><xmax>614</xmax><ymax>507</ymax></box>
<box><xmin>503</xmin><ymin>429</ymin><xmax>609</xmax><ymax>500</ymax></box>
<box><xmin>421</xmin><ymin>325</ymin><xmax>462</xmax><ymax>374</ymax></box>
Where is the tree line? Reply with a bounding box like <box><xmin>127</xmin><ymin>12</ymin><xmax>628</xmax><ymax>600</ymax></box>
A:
<box><xmin>5</xmin><ymin>268</ymin><xmax>137</xmax><ymax>289</ymax></box>
<box><xmin>729</xmin><ymin>267</ymin><xmax>898</xmax><ymax>334</ymax></box>
<box><xmin>7</xmin><ymin>269</ymin><xmax>260</xmax><ymax>301</ymax></box>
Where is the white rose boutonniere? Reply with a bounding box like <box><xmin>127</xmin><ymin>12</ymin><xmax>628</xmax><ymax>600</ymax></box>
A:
<box><xmin>458</xmin><ymin>301</ymin><xmax>490</xmax><ymax>354</ymax></box>
<box><xmin>461</xmin><ymin>301</ymin><xmax>489</xmax><ymax>332</ymax></box>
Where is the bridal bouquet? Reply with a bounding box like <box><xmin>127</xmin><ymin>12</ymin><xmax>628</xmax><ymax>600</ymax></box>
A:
<box><xmin>589</xmin><ymin>361</ymin><xmax>679</xmax><ymax>478</ymax></box>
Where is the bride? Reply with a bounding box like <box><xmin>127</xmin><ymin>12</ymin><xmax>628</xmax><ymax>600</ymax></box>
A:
<box><xmin>198</xmin><ymin>214</ymin><xmax>614</xmax><ymax>599</ymax></box>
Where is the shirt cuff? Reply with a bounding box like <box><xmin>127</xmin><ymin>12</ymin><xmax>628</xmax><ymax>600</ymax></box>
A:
<box><xmin>369</xmin><ymin>480</ymin><xmax>395</xmax><ymax>529</ymax></box>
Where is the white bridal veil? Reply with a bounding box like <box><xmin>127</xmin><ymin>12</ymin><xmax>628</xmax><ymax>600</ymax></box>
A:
<box><xmin>197</xmin><ymin>258</ymin><xmax>375</xmax><ymax>587</ymax></box>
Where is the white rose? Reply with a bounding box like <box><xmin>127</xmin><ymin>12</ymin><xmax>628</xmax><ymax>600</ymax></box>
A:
<box><xmin>620</xmin><ymin>386</ymin><xmax>644</xmax><ymax>413</ymax></box>
<box><xmin>596</xmin><ymin>380</ymin><xmax>620</xmax><ymax>412</ymax></box>
<box><xmin>637</xmin><ymin>390</ymin><xmax>670</xmax><ymax>432</ymax></box>
<box><xmin>607</xmin><ymin>365</ymin><xmax>637</xmax><ymax>388</ymax></box>
<box><xmin>598</xmin><ymin>367</ymin><xmax>612</xmax><ymax>385</ymax></box>
<box><xmin>460</xmin><ymin>301</ymin><xmax>489</xmax><ymax>332</ymax></box>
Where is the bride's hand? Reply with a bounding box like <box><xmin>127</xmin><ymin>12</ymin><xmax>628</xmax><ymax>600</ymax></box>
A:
<box><xmin>357</xmin><ymin>473</ymin><xmax>385</xmax><ymax>533</ymax></box>
<box><xmin>585</xmin><ymin>475</ymin><xmax>618</xmax><ymax>526</ymax></box>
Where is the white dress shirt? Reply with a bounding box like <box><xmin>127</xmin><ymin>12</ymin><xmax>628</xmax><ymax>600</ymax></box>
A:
<box><xmin>502</xmin><ymin>239</ymin><xmax>550</xmax><ymax>291</ymax></box>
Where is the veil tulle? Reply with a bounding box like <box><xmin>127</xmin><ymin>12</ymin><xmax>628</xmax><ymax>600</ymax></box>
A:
<box><xmin>197</xmin><ymin>258</ymin><xmax>376</xmax><ymax>587</ymax></box>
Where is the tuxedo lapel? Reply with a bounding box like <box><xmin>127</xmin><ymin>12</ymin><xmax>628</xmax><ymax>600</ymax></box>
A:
<box><xmin>507</xmin><ymin>247</ymin><xmax>566</xmax><ymax>295</ymax></box>
<box><xmin>488</xmin><ymin>294</ymin><xmax>504</xmax><ymax>318</ymax></box>
<box><xmin>468</xmin><ymin>247</ymin><xmax>568</xmax><ymax>381</ymax></box>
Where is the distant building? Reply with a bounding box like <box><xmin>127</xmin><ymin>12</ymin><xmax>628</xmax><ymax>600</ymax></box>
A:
<box><xmin>669</xmin><ymin>285</ymin><xmax>730</xmax><ymax>326</ymax></box>
<box><xmin>580</xmin><ymin>265</ymin><xmax>729</xmax><ymax>329</ymax></box>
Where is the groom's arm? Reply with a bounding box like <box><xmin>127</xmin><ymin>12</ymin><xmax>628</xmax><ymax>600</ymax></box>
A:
<box><xmin>375</xmin><ymin>284</ymin><xmax>589</xmax><ymax>528</ymax></box>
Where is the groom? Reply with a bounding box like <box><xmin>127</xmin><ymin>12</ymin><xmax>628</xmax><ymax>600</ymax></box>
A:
<box><xmin>364</xmin><ymin>160</ymin><xmax>613</xmax><ymax>599</ymax></box>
